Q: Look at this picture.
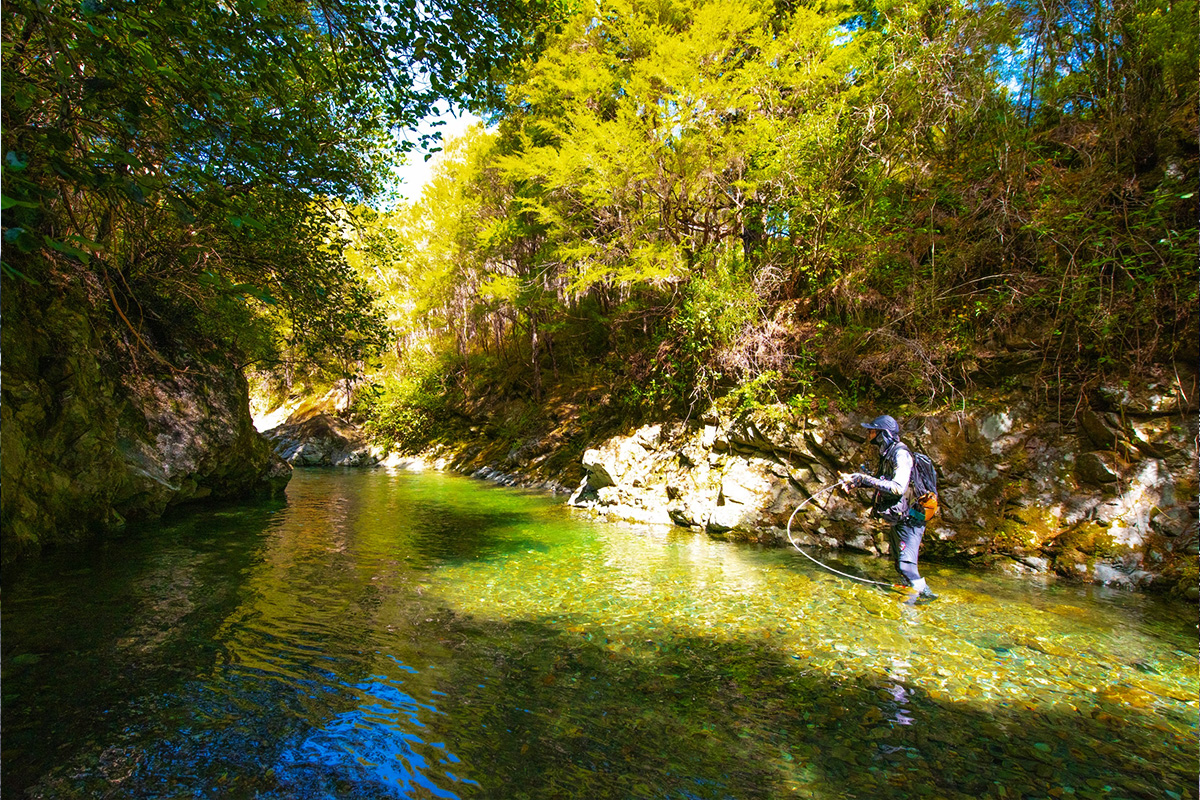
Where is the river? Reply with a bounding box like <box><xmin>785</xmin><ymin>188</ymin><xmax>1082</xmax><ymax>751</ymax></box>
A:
<box><xmin>2</xmin><ymin>468</ymin><xmax>1196</xmax><ymax>799</ymax></box>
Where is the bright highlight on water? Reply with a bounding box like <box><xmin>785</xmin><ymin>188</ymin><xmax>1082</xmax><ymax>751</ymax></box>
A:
<box><xmin>3</xmin><ymin>469</ymin><xmax>1196</xmax><ymax>799</ymax></box>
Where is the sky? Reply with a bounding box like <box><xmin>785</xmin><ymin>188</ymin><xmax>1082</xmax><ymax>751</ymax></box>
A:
<box><xmin>388</xmin><ymin>108</ymin><xmax>482</xmax><ymax>203</ymax></box>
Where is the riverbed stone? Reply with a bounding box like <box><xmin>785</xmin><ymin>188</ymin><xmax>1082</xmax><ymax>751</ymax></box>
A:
<box><xmin>668</xmin><ymin>505</ymin><xmax>701</xmax><ymax>528</ymax></box>
<box><xmin>706</xmin><ymin>503</ymin><xmax>755</xmax><ymax>535</ymax></box>
<box><xmin>1076</xmin><ymin>452</ymin><xmax>1119</xmax><ymax>485</ymax></box>
<box><xmin>1093</xmin><ymin>563</ymin><xmax>1133</xmax><ymax>587</ymax></box>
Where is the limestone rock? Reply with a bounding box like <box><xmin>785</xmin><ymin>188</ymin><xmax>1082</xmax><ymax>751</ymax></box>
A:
<box><xmin>491</xmin><ymin>385</ymin><xmax>1197</xmax><ymax>596</ymax></box>
<box><xmin>581</xmin><ymin>448</ymin><xmax>617</xmax><ymax>488</ymax></box>
<box><xmin>706</xmin><ymin>503</ymin><xmax>756</xmax><ymax>535</ymax></box>
<box><xmin>1096</xmin><ymin>382</ymin><xmax>1195</xmax><ymax>415</ymax></box>
<box><xmin>718</xmin><ymin>458</ymin><xmax>780</xmax><ymax>508</ymax></box>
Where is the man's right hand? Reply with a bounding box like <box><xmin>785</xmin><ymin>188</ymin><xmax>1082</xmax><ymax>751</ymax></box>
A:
<box><xmin>839</xmin><ymin>472</ymin><xmax>861</xmax><ymax>488</ymax></box>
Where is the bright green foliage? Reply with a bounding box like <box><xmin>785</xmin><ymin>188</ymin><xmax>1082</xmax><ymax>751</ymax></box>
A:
<box><xmin>36</xmin><ymin>0</ymin><xmax>1181</xmax><ymax>423</ymax></box>
<box><xmin>655</xmin><ymin>247</ymin><xmax>765</xmax><ymax>408</ymax></box>
<box><xmin>357</xmin><ymin>350</ymin><xmax>460</xmax><ymax>451</ymax></box>
<box><xmin>359</xmin><ymin>0</ymin><xmax>1196</xmax><ymax>425</ymax></box>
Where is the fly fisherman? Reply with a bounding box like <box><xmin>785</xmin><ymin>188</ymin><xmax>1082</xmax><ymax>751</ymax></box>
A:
<box><xmin>841</xmin><ymin>415</ymin><xmax>937</xmax><ymax>602</ymax></box>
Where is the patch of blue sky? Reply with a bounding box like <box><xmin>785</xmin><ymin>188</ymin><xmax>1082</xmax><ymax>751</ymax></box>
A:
<box><xmin>377</xmin><ymin>105</ymin><xmax>483</xmax><ymax>207</ymax></box>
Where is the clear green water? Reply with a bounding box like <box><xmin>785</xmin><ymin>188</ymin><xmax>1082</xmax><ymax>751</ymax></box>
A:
<box><xmin>2</xmin><ymin>469</ymin><xmax>1196</xmax><ymax>799</ymax></box>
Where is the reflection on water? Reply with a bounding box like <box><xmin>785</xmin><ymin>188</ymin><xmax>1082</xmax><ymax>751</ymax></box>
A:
<box><xmin>275</xmin><ymin>661</ymin><xmax>473</xmax><ymax>799</ymax></box>
<box><xmin>2</xmin><ymin>468</ymin><xmax>1196</xmax><ymax>800</ymax></box>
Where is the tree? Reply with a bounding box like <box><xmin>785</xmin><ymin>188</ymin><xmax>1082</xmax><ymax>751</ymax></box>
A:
<box><xmin>1</xmin><ymin>0</ymin><xmax>558</xmax><ymax>370</ymax></box>
<box><xmin>349</xmin><ymin>0</ymin><xmax>1197</xmax><ymax>423</ymax></box>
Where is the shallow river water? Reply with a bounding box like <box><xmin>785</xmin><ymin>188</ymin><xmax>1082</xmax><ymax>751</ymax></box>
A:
<box><xmin>2</xmin><ymin>468</ymin><xmax>1196</xmax><ymax>799</ymax></box>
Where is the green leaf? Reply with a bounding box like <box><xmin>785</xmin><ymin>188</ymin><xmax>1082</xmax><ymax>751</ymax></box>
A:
<box><xmin>5</xmin><ymin>227</ymin><xmax>37</xmax><ymax>253</ymax></box>
<box><xmin>44</xmin><ymin>235</ymin><xmax>91</xmax><ymax>264</ymax></box>
<box><xmin>64</xmin><ymin>234</ymin><xmax>105</xmax><ymax>252</ymax></box>
<box><xmin>1</xmin><ymin>194</ymin><xmax>39</xmax><ymax>210</ymax></box>
<box><xmin>1</xmin><ymin>261</ymin><xmax>41</xmax><ymax>284</ymax></box>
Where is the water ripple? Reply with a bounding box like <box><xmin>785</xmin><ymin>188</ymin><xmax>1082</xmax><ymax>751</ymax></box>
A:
<box><xmin>273</xmin><ymin>668</ymin><xmax>474</xmax><ymax>799</ymax></box>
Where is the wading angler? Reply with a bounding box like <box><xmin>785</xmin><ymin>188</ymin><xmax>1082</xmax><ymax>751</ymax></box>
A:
<box><xmin>842</xmin><ymin>415</ymin><xmax>939</xmax><ymax>603</ymax></box>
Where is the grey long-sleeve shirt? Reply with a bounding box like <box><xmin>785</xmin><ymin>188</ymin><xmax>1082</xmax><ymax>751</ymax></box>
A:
<box><xmin>858</xmin><ymin>445</ymin><xmax>912</xmax><ymax>498</ymax></box>
<box><xmin>851</xmin><ymin>444</ymin><xmax>913</xmax><ymax>521</ymax></box>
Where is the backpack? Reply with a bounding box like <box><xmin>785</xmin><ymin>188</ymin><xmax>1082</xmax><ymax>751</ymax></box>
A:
<box><xmin>871</xmin><ymin>442</ymin><xmax>938</xmax><ymax>521</ymax></box>
<box><xmin>909</xmin><ymin>451</ymin><xmax>939</xmax><ymax>521</ymax></box>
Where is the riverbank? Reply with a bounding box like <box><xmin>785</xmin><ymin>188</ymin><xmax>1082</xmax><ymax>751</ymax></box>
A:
<box><xmin>256</xmin><ymin>376</ymin><xmax>1198</xmax><ymax>601</ymax></box>
<box><xmin>0</xmin><ymin>276</ymin><xmax>292</xmax><ymax>565</ymax></box>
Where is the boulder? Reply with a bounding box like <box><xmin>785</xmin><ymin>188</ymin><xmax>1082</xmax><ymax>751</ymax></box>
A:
<box><xmin>706</xmin><ymin>503</ymin><xmax>756</xmax><ymax>535</ymax></box>
<box><xmin>264</xmin><ymin>412</ymin><xmax>377</xmax><ymax>467</ymax></box>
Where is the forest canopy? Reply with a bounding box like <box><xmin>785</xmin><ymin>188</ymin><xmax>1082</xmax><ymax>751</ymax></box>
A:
<box><xmin>343</xmin><ymin>0</ymin><xmax>1197</xmax><ymax>443</ymax></box>
<box><xmin>1</xmin><ymin>0</ymin><xmax>559</xmax><ymax>374</ymax></box>
<box><xmin>3</xmin><ymin>0</ymin><xmax>1196</xmax><ymax>426</ymax></box>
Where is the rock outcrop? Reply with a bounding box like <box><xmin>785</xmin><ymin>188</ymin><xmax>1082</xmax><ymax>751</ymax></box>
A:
<box><xmin>263</xmin><ymin>410</ymin><xmax>379</xmax><ymax>466</ymax></box>
<box><xmin>1</xmin><ymin>277</ymin><xmax>291</xmax><ymax>564</ymax></box>
<box><xmin>261</xmin><ymin>372</ymin><xmax>1198</xmax><ymax>598</ymax></box>
<box><xmin>559</xmin><ymin>388</ymin><xmax>1197</xmax><ymax>596</ymax></box>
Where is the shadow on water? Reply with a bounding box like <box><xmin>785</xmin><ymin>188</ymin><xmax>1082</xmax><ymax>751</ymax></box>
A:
<box><xmin>39</xmin><ymin>608</ymin><xmax>1184</xmax><ymax>800</ymax></box>
<box><xmin>420</xmin><ymin>613</ymin><xmax>1196</xmax><ymax>800</ymax></box>
<box><xmin>3</xmin><ymin>470</ymin><xmax>1195</xmax><ymax>800</ymax></box>
<box><xmin>0</xmin><ymin>498</ymin><xmax>294</xmax><ymax>796</ymax></box>
<box><xmin>287</xmin><ymin>468</ymin><xmax>550</xmax><ymax>565</ymax></box>
<box><xmin>399</xmin><ymin>503</ymin><xmax>548</xmax><ymax>562</ymax></box>
<box><xmin>0</xmin><ymin>472</ymin><xmax>546</xmax><ymax>799</ymax></box>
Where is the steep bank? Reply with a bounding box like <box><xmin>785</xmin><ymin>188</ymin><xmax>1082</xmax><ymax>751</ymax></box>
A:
<box><xmin>556</xmin><ymin>394</ymin><xmax>1199</xmax><ymax>598</ymax></box>
<box><xmin>1</xmin><ymin>274</ymin><xmax>291</xmax><ymax>564</ymax></box>
<box><xmin>276</xmin><ymin>375</ymin><xmax>1197</xmax><ymax>599</ymax></box>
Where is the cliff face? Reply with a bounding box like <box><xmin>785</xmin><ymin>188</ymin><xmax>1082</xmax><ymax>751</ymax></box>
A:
<box><xmin>1</xmin><ymin>276</ymin><xmax>291</xmax><ymax>564</ymax></box>
<box><xmin>556</xmin><ymin>395</ymin><xmax>1198</xmax><ymax>593</ymax></box>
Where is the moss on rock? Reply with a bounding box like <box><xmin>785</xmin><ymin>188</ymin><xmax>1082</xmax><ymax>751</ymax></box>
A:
<box><xmin>1</xmin><ymin>272</ymin><xmax>290</xmax><ymax>564</ymax></box>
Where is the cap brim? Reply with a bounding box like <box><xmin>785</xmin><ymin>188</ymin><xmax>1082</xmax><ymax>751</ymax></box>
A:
<box><xmin>861</xmin><ymin>422</ymin><xmax>877</xmax><ymax>429</ymax></box>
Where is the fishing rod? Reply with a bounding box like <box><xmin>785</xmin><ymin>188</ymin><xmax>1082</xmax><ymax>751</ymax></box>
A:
<box><xmin>786</xmin><ymin>479</ymin><xmax>897</xmax><ymax>588</ymax></box>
